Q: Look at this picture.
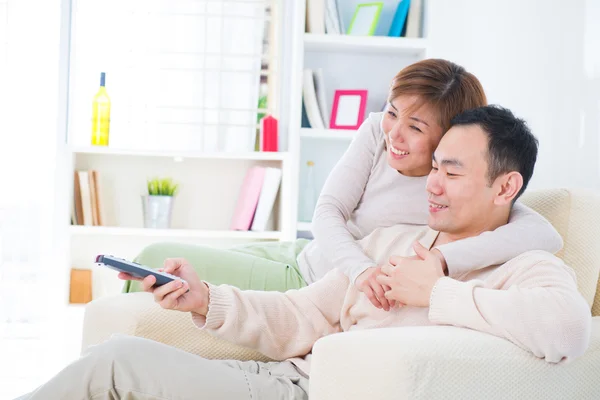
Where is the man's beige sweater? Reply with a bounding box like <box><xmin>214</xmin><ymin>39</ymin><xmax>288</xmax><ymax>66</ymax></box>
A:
<box><xmin>193</xmin><ymin>225</ymin><xmax>591</xmax><ymax>377</ymax></box>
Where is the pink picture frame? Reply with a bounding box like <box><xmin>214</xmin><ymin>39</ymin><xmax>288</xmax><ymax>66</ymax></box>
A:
<box><xmin>330</xmin><ymin>90</ymin><xmax>368</xmax><ymax>130</ymax></box>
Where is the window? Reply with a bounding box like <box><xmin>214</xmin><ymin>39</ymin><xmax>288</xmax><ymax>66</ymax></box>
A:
<box><xmin>69</xmin><ymin>0</ymin><xmax>274</xmax><ymax>153</ymax></box>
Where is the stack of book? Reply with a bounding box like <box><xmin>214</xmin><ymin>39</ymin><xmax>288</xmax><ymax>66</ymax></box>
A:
<box><xmin>230</xmin><ymin>166</ymin><xmax>283</xmax><ymax>232</ymax></box>
<box><xmin>306</xmin><ymin>0</ymin><xmax>424</xmax><ymax>38</ymax></box>
<box><xmin>72</xmin><ymin>170</ymin><xmax>104</xmax><ymax>226</ymax></box>
<box><xmin>306</xmin><ymin>0</ymin><xmax>345</xmax><ymax>35</ymax></box>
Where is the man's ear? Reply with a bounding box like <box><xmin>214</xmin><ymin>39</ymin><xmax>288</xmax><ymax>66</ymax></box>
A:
<box><xmin>493</xmin><ymin>172</ymin><xmax>523</xmax><ymax>205</ymax></box>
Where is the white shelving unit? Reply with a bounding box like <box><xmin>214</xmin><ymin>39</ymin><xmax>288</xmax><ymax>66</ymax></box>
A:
<box><xmin>289</xmin><ymin>2</ymin><xmax>430</xmax><ymax>235</ymax></box>
<box><xmin>304</xmin><ymin>33</ymin><xmax>428</xmax><ymax>55</ymax></box>
<box><xmin>70</xmin><ymin>225</ymin><xmax>283</xmax><ymax>240</ymax></box>
<box><xmin>64</xmin><ymin>0</ymin><xmax>297</xmax><ymax>299</ymax></box>
<box><xmin>299</xmin><ymin>128</ymin><xmax>354</xmax><ymax>141</ymax></box>
<box><xmin>296</xmin><ymin>221</ymin><xmax>312</xmax><ymax>232</ymax></box>
<box><xmin>72</xmin><ymin>147</ymin><xmax>290</xmax><ymax>162</ymax></box>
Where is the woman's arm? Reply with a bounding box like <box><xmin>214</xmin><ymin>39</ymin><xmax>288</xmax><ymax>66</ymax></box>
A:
<box><xmin>311</xmin><ymin>113</ymin><xmax>382</xmax><ymax>280</ymax></box>
<box><xmin>429</xmin><ymin>255</ymin><xmax>591</xmax><ymax>363</ymax></box>
<box><xmin>435</xmin><ymin>202</ymin><xmax>564</xmax><ymax>276</ymax></box>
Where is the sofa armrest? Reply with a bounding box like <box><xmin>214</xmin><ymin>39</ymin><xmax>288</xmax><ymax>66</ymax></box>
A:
<box><xmin>81</xmin><ymin>292</ymin><xmax>273</xmax><ymax>362</ymax></box>
<box><xmin>310</xmin><ymin>317</ymin><xmax>600</xmax><ymax>400</ymax></box>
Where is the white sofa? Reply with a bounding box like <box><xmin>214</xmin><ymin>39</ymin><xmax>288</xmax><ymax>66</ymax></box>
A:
<box><xmin>82</xmin><ymin>188</ymin><xmax>600</xmax><ymax>399</ymax></box>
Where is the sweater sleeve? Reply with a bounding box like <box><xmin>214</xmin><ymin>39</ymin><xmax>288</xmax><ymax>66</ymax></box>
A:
<box><xmin>191</xmin><ymin>270</ymin><xmax>348</xmax><ymax>360</ymax></box>
<box><xmin>311</xmin><ymin>113</ymin><xmax>381</xmax><ymax>280</ymax></box>
<box><xmin>435</xmin><ymin>201</ymin><xmax>564</xmax><ymax>276</ymax></box>
<box><xmin>428</xmin><ymin>254</ymin><xmax>592</xmax><ymax>363</ymax></box>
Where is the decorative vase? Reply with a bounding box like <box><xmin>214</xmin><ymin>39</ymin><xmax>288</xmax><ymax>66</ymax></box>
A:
<box><xmin>142</xmin><ymin>195</ymin><xmax>174</xmax><ymax>229</ymax></box>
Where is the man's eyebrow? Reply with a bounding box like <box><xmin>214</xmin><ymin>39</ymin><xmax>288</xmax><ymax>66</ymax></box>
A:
<box><xmin>432</xmin><ymin>154</ymin><xmax>464</xmax><ymax>168</ymax></box>
<box><xmin>410</xmin><ymin>116</ymin><xmax>429</xmax><ymax>127</ymax></box>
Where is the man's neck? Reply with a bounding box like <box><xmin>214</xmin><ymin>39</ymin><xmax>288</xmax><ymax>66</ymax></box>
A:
<box><xmin>433</xmin><ymin>211</ymin><xmax>511</xmax><ymax>247</ymax></box>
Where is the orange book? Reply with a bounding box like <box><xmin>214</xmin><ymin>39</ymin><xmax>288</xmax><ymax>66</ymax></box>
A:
<box><xmin>92</xmin><ymin>170</ymin><xmax>104</xmax><ymax>226</ymax></box>
<box><xmin>89</xmin><ymin>170</ymin><xmax>99</xmax><ymax>225</ymax></box>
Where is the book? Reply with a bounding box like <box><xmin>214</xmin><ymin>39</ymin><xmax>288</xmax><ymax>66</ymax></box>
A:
<box><xmin>251</xmin><ymin>167</ymin><xmax>283</xmax><ymax>232</ymax></box>
<box><xmin>73</xmin><ymin>171</ymin><xmax>84</xmax><ymax>225</ymax></box>
<box><xmin>335</xmin><ymin>0</ymin><xmax>345</xmax><ymax>34</ymax></box>
<box><xmin>230</xmin><ymin>166</ymin><xmax>267</xmax><ymax>231</ymax></box>
<box><xmin>302</xmin><ymin>69</ymin><xmax>325</xmax><ymax>129</ymax></box>
<box><xmin>306</xmin><ymin>0</ymin><xmax>325</xmax><ymax>34</ymax></box>
<box><xmin>77</xmin><ymin>170</ymin><xmax>93</xmax><ymax>226</ymax></box>
<box><xmin>405</xmin><ymin>0</ymin><xmax>423</xmax><ymax>38</ymax></box>
<box><xmin>313</xmin><ymin>68</ymin><xmax>330</xmax><ymax>128</ymax></box>
<box><xmin>325</xmin><ymin>0</ymin><xmax>341</xmax><ymax>34</ymax></box>
<box><xmin>89</xmin><ymin>170</ymin><xmax>99</xmax><ymax>226</ymax></box>
<box><xmin>91</xmin><ymin>170</ymin><xmax>104</xmax><ymax>226</ymax></box>
<box><xmin>301</xmin><ymin>99</ymin><xmax>311</xmax><ymax>128</ymax></box>
<box><xmin>388</xmin><ymin>0</ymin><xmax>411</xmax><ymax>37</ymax></box>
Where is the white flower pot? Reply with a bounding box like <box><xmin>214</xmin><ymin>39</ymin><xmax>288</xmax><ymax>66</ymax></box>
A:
<box><xmin>142</xmin><ymin>195</ymin><xmax>174</xmax><ymax>229</ymax></box>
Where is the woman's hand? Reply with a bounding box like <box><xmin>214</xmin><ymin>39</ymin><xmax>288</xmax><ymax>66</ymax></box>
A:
<box><xmin>355</xmin><ymin>266</ymin><xmax>397</xmax><ymax>311</ymax></box>
<box><xmin>118</xmin><ymin>258</ymin><xmax>210</xmax><ymax>316</ymax></box>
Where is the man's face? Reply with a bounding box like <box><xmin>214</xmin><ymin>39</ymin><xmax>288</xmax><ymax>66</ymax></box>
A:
<box><xmin>426</xmin><ymin>124</ymin><xmax>497</xmax><ymax>237</ymax></box>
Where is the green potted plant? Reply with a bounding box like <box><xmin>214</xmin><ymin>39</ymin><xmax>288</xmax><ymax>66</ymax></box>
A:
<box><xmin>142</xmin><ymin>177</ymin><xmax>179</xmax><ymax>229</ymax></box>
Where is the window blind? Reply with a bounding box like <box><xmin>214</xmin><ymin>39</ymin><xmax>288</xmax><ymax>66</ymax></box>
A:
<box><xmin>69</xmin><ymin>0</ymin><xmax>271</xmax><ymax>153</ymax></box>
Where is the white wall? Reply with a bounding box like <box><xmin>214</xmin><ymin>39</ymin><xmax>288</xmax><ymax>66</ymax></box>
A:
<box><xmin>427</xmin><ymin>0</ymin><xmax>600</xmax><ymax>190</ymax></box>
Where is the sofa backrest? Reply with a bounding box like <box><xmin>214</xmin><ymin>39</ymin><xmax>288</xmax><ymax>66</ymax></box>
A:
<box><xmin>520</xmin><ymin>188</ymin><xmax>600</xmax><ymax>316</ymax></box>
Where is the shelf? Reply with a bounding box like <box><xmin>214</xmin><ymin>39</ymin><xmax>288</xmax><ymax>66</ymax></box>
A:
<box><xmin>297</xmin><ymin>222</ymin><xmax>312</xmax><ymax>231</ymax></box>
<box><xmin>304</xmin><ymin>33</ymin><xmax>427</xmax><ymax>56</ymax></box>
<box><xmin>300</xmin><ymin>128</ymin><xmax>355</xmax><ymax>141</ymax></box>
<box><xmin>70</xmin><ymin>225</ymin><xmax>283</xmax><ymax>240</ymax></box>
<box><xmin>71</xmin><ymin>147</ymin><xmax>289</xmax><ymax>161</ymax></box>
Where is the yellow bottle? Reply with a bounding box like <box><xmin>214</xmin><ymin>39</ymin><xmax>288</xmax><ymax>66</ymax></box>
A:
<box><xmin>91</xmin><ymin>72</ymin><xmax>111</xmax><ymax>146</ymax></box>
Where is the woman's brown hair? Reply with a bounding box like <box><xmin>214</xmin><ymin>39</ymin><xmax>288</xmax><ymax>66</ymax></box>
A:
<box><xmin>389</xmin><ymin>59</ymin><xmax>487</xmax><ymax>131</ymax></box>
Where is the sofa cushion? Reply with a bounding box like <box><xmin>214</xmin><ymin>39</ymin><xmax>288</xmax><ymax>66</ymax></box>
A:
<box><xmin>520</xmin><ymin>188</ymin><xmax>600</xmax><ymax>315</ymax></box>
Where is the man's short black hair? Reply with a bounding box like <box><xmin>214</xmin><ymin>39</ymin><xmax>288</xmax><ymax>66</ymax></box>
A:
<box><xmin>450</xmin><ymin>105</ymin><xmax>538</xmax><ymax>200</ymax></box>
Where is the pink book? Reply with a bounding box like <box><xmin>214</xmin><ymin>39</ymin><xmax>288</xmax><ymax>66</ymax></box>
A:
<box><xmin>230</xmin><ymin>166</ymin><xmax>267</xmax><ymax>230</ymax></box>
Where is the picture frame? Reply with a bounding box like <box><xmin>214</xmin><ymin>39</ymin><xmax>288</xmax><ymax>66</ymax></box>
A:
<box><xmin>330</xmin><ymin>90</ymin><xmax>368</xmax><ymax>130</ymax></box>
<box><xmin>347</xmin><ymin>2</ymin><xmax>384</xmax><ymax>36</ymax></box>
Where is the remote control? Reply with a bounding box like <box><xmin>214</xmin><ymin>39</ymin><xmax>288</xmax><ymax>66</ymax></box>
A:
<box><xmin>96</xmin><ymin>255</ymin><xmax>187</xmax><ymax>288</ymax></box>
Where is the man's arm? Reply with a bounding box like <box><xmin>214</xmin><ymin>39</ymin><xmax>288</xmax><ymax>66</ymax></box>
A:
<box><xmin>191</xmin><ymin>270</ymin><xmax>348</xmax><ymax>360</ymax></box>
<box><xmin>428</xmin><ymin>253</ymin><xmax>592</xmax><ymax>363</ymax></box>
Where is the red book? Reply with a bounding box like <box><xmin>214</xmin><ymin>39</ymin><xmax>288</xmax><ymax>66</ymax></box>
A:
<box><xmin>260</xmin><ymin>115</ymin><xmax>278</xmax><ymax>152</ymax></box>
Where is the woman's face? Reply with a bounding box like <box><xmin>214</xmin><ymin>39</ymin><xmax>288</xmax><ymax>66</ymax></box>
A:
<box><xmin>382</xmin><ymin>96</ymin><xmax>444</xmax><ymax>177</ymax></box>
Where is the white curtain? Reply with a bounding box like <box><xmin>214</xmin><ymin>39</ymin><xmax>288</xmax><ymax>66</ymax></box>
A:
<box><xmin>0</xmin><ymin>0</ymin><xmax>71</xmax><ymax>397</ymax></box>
<box><xmin>69</xmin><ymin>0</ymin><xmax>266</xmax><ymax>153</ymax></box>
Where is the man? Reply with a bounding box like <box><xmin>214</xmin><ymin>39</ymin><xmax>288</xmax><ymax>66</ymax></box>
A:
<box><xmin>17</xmin><ymin>106</ymin><xmax>591</xmax><ymax>400</ymax></box>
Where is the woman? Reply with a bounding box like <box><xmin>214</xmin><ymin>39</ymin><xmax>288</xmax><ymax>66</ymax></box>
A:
<box><xmin>125</xmin><ymin>59</ymin><xmax>562</xmax><ymax>310</ymax></box>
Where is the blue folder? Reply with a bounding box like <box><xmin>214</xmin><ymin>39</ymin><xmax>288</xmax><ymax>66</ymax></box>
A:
<box><xmin>388</xmin><ymin>0</ymin><xmax>411</xmax><ymax>37</ymax></box>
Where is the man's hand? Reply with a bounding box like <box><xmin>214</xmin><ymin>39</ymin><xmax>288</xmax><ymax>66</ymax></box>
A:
<box><xmin>355</xmin><ymin>267</ymin><xmax>396</xmax><ymax>311</ymax></box>
<box><xmin>118</xmin><ymin>258</ymin><xmax>210</xmax><ymax>315</ymax></box>
<box><xmin>376</xmin><ymin>242</ymin><xmax>445</xmax><ymax>307</ymax></box>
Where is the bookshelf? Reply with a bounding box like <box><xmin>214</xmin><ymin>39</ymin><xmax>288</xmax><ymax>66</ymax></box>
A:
<box><xmin>72</xmin><ymin>147</ymin><xmax>290</xmax><ymax>162</ymax></box>
<box><xmin>70</xmin><ymin>226</ymin><xmax>283</xmax><ymax>240</ymax></box>
<box><xmin>299</xmin><ymin>128</ymin><xmax>355</xmax><ymax>141</ymax></box>
<box><xmin>296</xmin><ymin>222</ymin><xmax>312</xmax><ymax>232</ymax></box>
<box><xmin>290</xmin><ymin>1</ymin><xmax>429</xmax><ymax>235</ymax></box>
<box><xmin>304</xmin><ymin>33</ymin><xmax>428</xmax><ymax>55</ymax></box>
